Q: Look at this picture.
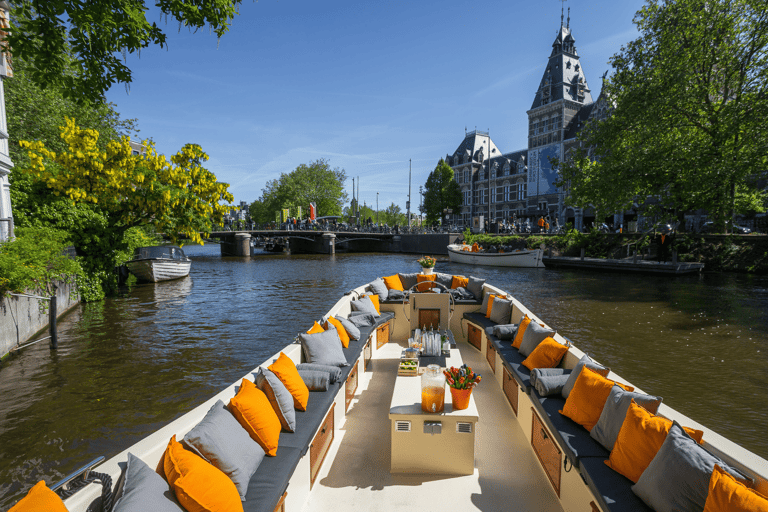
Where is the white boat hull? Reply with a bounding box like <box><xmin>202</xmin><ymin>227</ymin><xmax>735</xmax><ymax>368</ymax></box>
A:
<box><xmin>447</xmin><ymin>244</ymin><xmax>545</xmax><ymax>268</ymax></box>
<box><xmin>125</xmin><ymin>259</ymin><xmax>191</xmax><ymax>282</ymax></box>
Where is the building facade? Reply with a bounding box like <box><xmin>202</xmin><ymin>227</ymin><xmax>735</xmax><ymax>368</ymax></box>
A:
<box><xmin>0</xmin><ymin>1</ymin><xmax>13</xmax><ymax>241</ymax></box>
<box><xmin>445</xmin><ymin>18</ymin><xmax>609</xmax><ymax>231</ymax></box>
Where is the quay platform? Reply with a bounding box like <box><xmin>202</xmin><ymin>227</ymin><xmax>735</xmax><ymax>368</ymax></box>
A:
<box><xmin>542</xmin><ymin>256</ymin><xmax>704</xmax><ymax>275</ymax></box>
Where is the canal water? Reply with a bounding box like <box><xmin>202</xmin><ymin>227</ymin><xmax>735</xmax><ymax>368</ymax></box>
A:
<box><xmin>1</xmin><ymin>245</ymin><xmax>767</xmax><ymax>509</ymax></box>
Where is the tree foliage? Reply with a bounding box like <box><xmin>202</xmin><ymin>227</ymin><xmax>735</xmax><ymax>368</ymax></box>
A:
<box><xmin>252</xmin><ymin>159</ymin><xmax>348</xmax><ymax>224</ymax></box>
<box><xmin>557</xmin><ymin>0</ymin><xmax>768</xmax><ymax>229</ymax></box>
<box><xmin>7</xmin><ymin>0</ymin><xmax>243</xmax><ymax>102</ymax></box>
<box><xmin>422</xmin><ymin>159</ymin><xmax>462</xmax><ymax>225</ymax></box>
<box><xmin>381</xmin><ymin>203</ymin><xmax>406</xmax><ymax>226</ymax></box>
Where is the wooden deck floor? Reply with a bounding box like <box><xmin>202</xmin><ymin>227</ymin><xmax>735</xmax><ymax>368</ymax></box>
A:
<box><xmin>302</xmin><ymin>339</ymin><xmax>564</xmax><ymax>512</ymax></box>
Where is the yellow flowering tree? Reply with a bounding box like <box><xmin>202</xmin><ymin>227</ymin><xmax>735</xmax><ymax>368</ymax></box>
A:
<box><xmin>20</xmin><ymin>117</ymin><xmax>234</xmax><ymax>246</ymax></box>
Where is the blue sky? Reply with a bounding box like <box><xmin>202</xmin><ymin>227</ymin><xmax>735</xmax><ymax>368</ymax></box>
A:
<box><xmin>105</xmin><ymin>0</ymin><xmax>646</xmax><ymax>215</ymax></box>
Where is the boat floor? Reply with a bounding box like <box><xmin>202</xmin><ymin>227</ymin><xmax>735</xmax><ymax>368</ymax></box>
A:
<box><xmin>303</xmin><ymin>339</ymin><xmax>564</xmax><ymax>512</ymax></box>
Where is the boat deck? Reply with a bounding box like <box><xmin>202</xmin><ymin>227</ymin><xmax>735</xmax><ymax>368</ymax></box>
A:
<box><xmin>303</xmin><ymin>339</ymin><xmax>564</xmax><ymax>512</ymax></box>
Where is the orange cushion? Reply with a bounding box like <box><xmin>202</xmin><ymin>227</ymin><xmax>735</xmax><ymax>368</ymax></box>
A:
<box><xmin>416</xmin><ymin>274</ymin><xmax>436</xmax><ymax>292</ymax></box>
<box><xmin>605</xmin><ymin>400</ymin><xmax>704</xmax><ymax>483</ymax></box>
<box><xmin>522</xmin><ymin>337</ymin><xmax>569</xmax><ymax>370</ymax></box>
<box><xmin>383</xmin><ymin>274</ymin><xmax>404</xmax><ymax>291</ymax></box>
<box><xmin>451</xmin><ymin>276</ymin><xmax>469</xmax><ymax>289</ymax></box>
<box><xmin>307</xmin><ymin>321</ymin><xmax>325</xmax><ymax>334</ymax></box>
<box><xmin>363</xmin><ymin>294</ymin><xmax>380</xmax><ymax>314</ymax></box>
<box><xmin>704</xmin><ymin>464</ymin><xmax>768</xmax><ymax>512</ymax></box>
<box><xmin>559</xmin><ymin>368</ymin><xmax>635</xmax><ymax>431</ymax></box>
<box><xmin>325</xmin><ymin>316</ymin><xmax>349</xmax><ymax>348</ymax></box>
<box><xmin>485</xmin><ymin>294</ymin><xmax>498</xmax><ymax>318</ymax></box>
<box><xmin>163</xmin><ymin>435</ymin><xmax>244</xmax><ymax>512</ymax></box>
<box><xmin>512</xmin><ymin>315</ymin><xmax>531</xmax><ymax>349</ymax></box>
<box><xmin>269</xmin><ymin>352</ymin><xmax>309</xmax><ymax>411</ymax></box>
<box><xmin>9</xmin><ymin>481</ymin><xmax>68</xmax><ymax>512</ymax></box>
<box><xmin>228</xmin><ymin>379</ymin><xmax>282</xmax><ymax>456</ymax></box>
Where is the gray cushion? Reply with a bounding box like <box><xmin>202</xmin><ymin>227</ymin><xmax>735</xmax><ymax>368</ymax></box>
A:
<box><xmin>518</xmin><ymin>322</ymin><xmax>556</xmax><ymax>357</ymax></box>
<box><xmin>398</xmin><ymin>272</ymin><xmax>419</xmax><ymax>290</ymax></box>
<box><xmin>367</xmin><ymin>278</ymin><xmax>388</xmax><ymax>302</ymax></box>
<box><xmin>347</xmin><ymin>312</ymin><xmax>376</xmax><ymax>327</ymax></box>
<box><xmin>532</xmin><ymin>372</ymin><xmax>571</xmax><ymax>397</ymax></box>
<box><xmin>590</xmin><ymin>385</ymin><xmax>662</xmax><ymax>451</ymax></box>
<box><xmin>450</xmin><ymin>287</ymin><xmax>473</xmax><ymax>300</ymax></box>
<box><xmin>562</xmin><ymin>354</ymin><xmax>610</xmax><ymax>399</ymax></box>
<box><xmin>387</xmin><ymin>289</ymin><xmax>405</xmax><ymax>301</ymax></box>
<box><xmin>298</xmin><ymin>370</ymin><xmax>330</xmax><ymax>391</ymax></box>
<box><xmin>466</xmin><ymin>276</ymin><xmax>485</xmax><ymax>299</ymax></box>
<box><xmin>334</xmin><ymin>315</ymin><xmax>360</xmax><ymax>341</ymax></box>
<box><xmin>435</xmin><ymin>272</ymin><xmax>453</xmax><ymax>289</ymax></box>
<box><xmin>296</xmin><ymin>363</ymin><xmax>342</xmax><ymax>384</ymax></box>
<box><xmin>480</xmin><ymin>290</ymin><xmax>499</xmax><ymax>314</ymax></box>
<box><xmin>632</xmin><ymin>422</ymin><xmax>745</xmax><ymax>512</ymax></box>
<box><xmin>113</xmin><ymin>453</ymin><xmax>184</xmax><ymax>512</ymax></box>
<box><xmin>489</xmin><ymin>298</ymin><xmax>513</xmax><ymax>325</ymax></box>
<box><xmin>351</xmin><ymin>296</ymin><xmax>379</xmax><ymax>317</ymax></box>
<box><xmin>254</xmin><ymin>368</ymin><xmax>296</xmax><ymax>432</ymax></box>
<box><xmin>182</xmin><ymin>400</ymin><xmax>265</xmax><ymax>500</ymax></box>
<box><xmin>299</xmin><ymin>327</ymin><xmax>348</xmax><ymax>367</ymax></box>
<box><xmin>492</xmin><ymin>324</ymin><xmax>518</xmax><ymax>340</ymax></box>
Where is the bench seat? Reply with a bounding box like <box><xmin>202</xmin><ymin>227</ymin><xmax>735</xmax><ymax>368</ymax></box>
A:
<box><xmin>578</xmin><ymin>456</ymin><xmax>653</xmax><ymax>512</ymax></box>
<box><xmin>277</xmin><ymin>382</ymin><xmax>341</xmax><ymax>455</ymax></box>
<box><xmin>243</xmin><ymin>446</ymin><xmax>302</xmax><ymax>512</ymax></box>
<box><xmin>463</xmin><ymin>312</ymin><xmax>495</xmax><ymax>331</ymax></box>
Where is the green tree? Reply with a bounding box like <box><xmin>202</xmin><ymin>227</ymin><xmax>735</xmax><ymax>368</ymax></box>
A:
<box><xmin>7</xmin><ymin>0</ymin><xmax>243</xmax><ymax>102</ymax></box>
<box><xmin>557</xmin><ymin>0</ymin><xmax>768</xmax><ymax>230</ymax></box>
<box><xmin>381</xmin><ymin>203</ymin><xmax>405</xmax><ymax>226</ymax></box>
<box><xmin>422</xmin><ymin>159</ymin><xmax>461</xmax><ymax>225</ymax></box>
<box><xmin>254</xmin><ymin>159</ymin><xmax>348</xmax><ymax>223</ymax></box>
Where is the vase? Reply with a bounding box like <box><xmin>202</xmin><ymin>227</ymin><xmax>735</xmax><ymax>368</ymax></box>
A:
<box><xmin>450</xmin><ymin>386</ymin><xmax>472</xmax><ymax>410</ymax></box>
<box><xmin>421</xmin><ymin>267</ymin><xmax>434</xmax><ymax>275</ymax></box>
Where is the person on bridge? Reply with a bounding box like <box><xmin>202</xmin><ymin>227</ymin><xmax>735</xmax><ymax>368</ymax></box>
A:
<box><xmin>538</xmin><ymin>216</ymin><xmax>545</xmax><ymax>233</ymax></box>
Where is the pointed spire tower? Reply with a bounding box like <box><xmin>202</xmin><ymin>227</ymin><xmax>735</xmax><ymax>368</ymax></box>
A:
<box><xmin>526</xmin><ymin>7</ymin><xmax>594</xmax><ymax>225</ymax></box>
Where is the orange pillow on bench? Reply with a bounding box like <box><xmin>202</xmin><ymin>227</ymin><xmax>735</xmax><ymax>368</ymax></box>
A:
<box><xmin>605</xmin><ymin>400</ymin><xmax>704</xmax><ymax>483</ymax></box>
<box><xmin>269</xmin><ymin>352</ymin><xmax>309</xmax><ymax>411</ymax></box>
<box><xmin>559</xmin><ymin>367</ymin><xmax>634</xmax><ymax>431</ymax></box>
<box><xmin>325</xmin><ymin>316</ymin><xmax>350</xmax><ymax>348</ymax></box>
<box><xmin>229</xmin><ymin>378</ymin><xmax>282</xmax><ymax>456</ymax></box>
<box><xmin>363</xmin><ymin>294</ymin><xmax>380</xmax><ymax>314</ymax></box>
<box><xmin>512</xmin><ymin>315</ymin><xmax>531</xmax><ymax>349</ymax></box>
<box><xmin>485</xmin><ymin>294</ymin><xmax>499</xmax><ymax>318</ymax></box>
<box><xmin>8</xmin><ymin>481</ymin><xmax>68</xmax><ymax>512</ymax></box>
<box><xmin>704</xmin><ymin>464</ymin><xmax>768</xmax><ymax>512</ymax></box>
<box><xmin>163</xmin><ymin>435</ymin><xmax>243</xmax><ymax>512</ymax></box>
<box><xmin>307</xmin><ymin>321</ymin><xmax>324</xmax><ymax>334</ymax></box>
<box><xmin>522</xmin><ymin>337</ymin><xmax>568</xmax><ymax>370</ymax></box>
<box><xmin>383</xmin><ymin>274</ymin><xmax>404</xmax><ymax>291</ymax></box>
<box><xmin>417</xmin><ymin>274</ymin><xmax>436</xmax><ymax>292</ymax></box>
<box><xmin>451</xmin><ymin>276</ymin><xmax>469</xmax><ymax>289</ymax></box>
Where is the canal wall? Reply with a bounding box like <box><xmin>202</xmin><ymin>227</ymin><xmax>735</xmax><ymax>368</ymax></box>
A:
<box><xmin>0</xmin><ymin>282</ymin><xmax>79</xmax><ymax>359</ymax></box>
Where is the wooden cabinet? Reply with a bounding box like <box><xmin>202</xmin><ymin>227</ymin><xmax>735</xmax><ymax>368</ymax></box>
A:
<box><xmin>467</xmin><ymin>324</ymin><xmax>482</xmax><ymax>351</ymax></box>
<box><xmin>345</xmin><ymin>363</ymin><xmax>358</xmax><ymax>411</ymax></box>
<box><xmin>418</xmin><ymin>309</ymin><xmax>440</xmax><ymax>330</ymax></box>
<box><xmin>310</xmin><ymin>403</ymin><xmax>335</xmax><ymax>487</ymax></box>
<box><xmin>376</xmin><ymin>321</ymin><xmax>390</xmax><ymax>349</ymax></box>
<box><xmin>272</xmin><ymin>492</ymin><xmax>287</xmax><ymax>512</ymax></box>
<box><xmin>502</xmin><ymin>366</ymin><xmax>519</xmax><ymax>415</ymax></box>
<box><xmin>363</xmin><ymin>339</ymin><xmax>372</xmax><ymax>371</ymax></box>
<box><xmin>486</xmin><ymin>342</ymin><xmax>496</xmax><ymax>374</ymax></box>
<box><xmin>531</xmin><ymin>408</ymin><xmax>561</xmax><ymax>497</ymax></box>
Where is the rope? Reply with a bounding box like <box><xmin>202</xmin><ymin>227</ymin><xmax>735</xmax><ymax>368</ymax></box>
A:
<box><xmin>56</xmin><ymin>471</ymin><xmax>114</xmax><ymax>512</ymax></box>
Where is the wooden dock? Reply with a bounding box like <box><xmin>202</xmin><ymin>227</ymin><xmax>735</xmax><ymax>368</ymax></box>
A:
<box><xmin>542</xmin><ymin>256</ymin><xmax>704</xmax><ymax>275</ymax></box>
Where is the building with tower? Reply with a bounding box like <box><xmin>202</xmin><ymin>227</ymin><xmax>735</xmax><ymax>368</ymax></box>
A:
<box><xmin>445</xmin><ymin>11</ymin><xmax>611</xmax><ymax>231</ymax></box>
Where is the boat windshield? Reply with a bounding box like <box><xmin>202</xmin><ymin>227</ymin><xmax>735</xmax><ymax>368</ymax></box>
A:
<box><xmin>132</xmin><ymin>246</ymin><xmax>187</xmax><ymax>260</ymax></box>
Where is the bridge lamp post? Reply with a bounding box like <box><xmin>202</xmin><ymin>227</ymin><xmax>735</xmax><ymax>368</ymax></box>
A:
<box><xmin>376</xmin><ymin>192</ymin><xmax>379</xmax><ymax>226</ymax></box>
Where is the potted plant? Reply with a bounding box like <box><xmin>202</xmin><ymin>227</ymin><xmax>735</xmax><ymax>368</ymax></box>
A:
<box><xmin>417</xmin><ymin>255</ymin><xmax>436</xmax><ymax>275</ymax></box>
<box><xmin>444</xmin><ymin>364</ymin><xmax>481</xmax><ymax>410</ymax></box>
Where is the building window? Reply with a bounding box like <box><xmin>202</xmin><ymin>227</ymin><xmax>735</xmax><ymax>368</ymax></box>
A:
<box><xmin>542</xmin><ymin>118</ymin><xmax>549</xmax><ymax>132</ymax></box>
<box><xmin>538</xmin><ymin>200</ymin><xmax>547</xmax><ymax>212</ymax></box>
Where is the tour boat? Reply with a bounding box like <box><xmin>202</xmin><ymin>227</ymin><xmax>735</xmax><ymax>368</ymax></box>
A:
<box><xmin>125</xmin><ymin>246</ymin><xmax>192</xmax><ymax>283</ymax></box>
<box><xmin>26</xmin><ymin>273</ymin><xmax>768</xmax><ymax>512</ymax></box>
<box><xmin>447</xmin><ymin>243</ymin><xmax>545</xmax><ymax>268</ymax></box>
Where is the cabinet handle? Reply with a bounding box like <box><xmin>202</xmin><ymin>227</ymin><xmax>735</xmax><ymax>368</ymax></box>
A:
<box><xmin>541</xmin><ymin>428</ymin><xmax>548</xmax><ymax>440</ymax></box>
<box><xmin>322</xmin><ymin>426</ymin><xmax>327</xmax><ymax>434</ymax></box>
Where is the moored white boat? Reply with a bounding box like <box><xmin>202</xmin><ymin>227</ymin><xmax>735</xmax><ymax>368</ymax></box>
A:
<box><xmin>447</xmin><ymin>243</ymin><xmax>545</xmax><ymax>268</ymax></box>
<box><xmin>125</xmin><ymin>246</ymin><xmax>192</xmax><ymax>282</ymax></box>
<box><xmin>19</xmin><ymin>272</ymin><xmax>768</xmax><ymax>512</ymax></box>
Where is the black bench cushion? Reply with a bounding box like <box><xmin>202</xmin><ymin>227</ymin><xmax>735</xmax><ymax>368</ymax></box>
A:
<box><xmin>531</xmin><ymin>391</ymin><xmax>610</xmax><ymax>468</ymax></box>
<box><xmin>578</xmin><ymin>456</ymin><xmax>653</xmax><ymax>512</ymax></box>
<box><xmin>243</xmin><ymin>446</ymin><xmax>302</xmax><ymax>512</ymax></box>
<box><xmin>277</xmin><ymin>382</ymin><xmax>340</xmax><ymax>455</ymax></box>
<box><xmin>496</xmin><ymin>343</ymin><xmax>532</xmax><ymax>393</ymax></box>
<box><xmin>463</xmin><ymin>312</ymin><xmax>496</xmax><ymax>331</ymax></box>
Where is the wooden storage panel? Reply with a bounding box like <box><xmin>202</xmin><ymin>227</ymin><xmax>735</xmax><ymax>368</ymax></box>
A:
<box><xmin>310</xmin><ymin>403</ymin><xmax>335</xmax><ymax>487</ymax></box>
<box><xmin>467</xmin><ymin>324</ymin><xmax>482</xmax><ymax>351</ymax></box>
<box><xmin>345</xmin><ymin>363</ymin><xmax>358</xmax><ymax>411</ymax></box>
<box><xmin>590</xmin><ymin>502</ymin><xmax>601</xmax><ymax>512</ymax></box>
<box><xmin>486</xmin><ymin>342</ymin><xmax>497</xmax><ymax>374</ymax></box>
<box><xmin>418</xmin><ymin>309</ymin><xmax>440</xmax><ymax>330</ymax></box>
<box><xmin>273</xmin><ymin>492</ymin><xmax>287</xmax><ymax>512</ymax></box>
<box><xmin>531</xmin><ymin>408</ymin><xmax>561</xmax><ymax>497</ymax></box>
<box><xmin>376</xmin><ymin>321</ymin><xmax>390</xmax><ymax>349</ymax></box>
<box><xmin>502</xmin><ymin>366</ymin><xmax>519</xmax><ymax>416</ymax></box>
<box><xmin>364</xmin><ymin>339</ymin><xmax>372</xmax><ymax>371</ymax></box>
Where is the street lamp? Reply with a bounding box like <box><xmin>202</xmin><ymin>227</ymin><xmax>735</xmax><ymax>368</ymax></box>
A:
<box><xmin>376</xmin><ymin>192</ymin><xmax>379</xmax><ymax>226</ymax></box>
<box><xmin>419</xmin><ymin>185</ymin><xmax>423</xmax><ymax>226</ymax></box>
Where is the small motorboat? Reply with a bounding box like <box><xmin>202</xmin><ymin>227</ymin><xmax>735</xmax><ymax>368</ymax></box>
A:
<box><xmin>447</xmin><ymin>243</ymin><xmax>545</xmax><ymax>268</ymax></box>
<box><xmin>125</xmin><ymin>246</ymin><xmax>191</xmax><ymax>282</ymax></box>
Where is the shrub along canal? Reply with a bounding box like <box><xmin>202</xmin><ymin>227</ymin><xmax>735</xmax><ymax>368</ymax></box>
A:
<box><xmin>1</xmin><ymin>244</ymin><xmax>767</xmax><ymax>509</ymax></box>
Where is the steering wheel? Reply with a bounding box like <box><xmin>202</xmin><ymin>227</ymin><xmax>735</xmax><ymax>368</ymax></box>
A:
<box><xmin>400</xmin><ymin>281</ymin><xmax>455</xmax><ymax>326</ymax></box>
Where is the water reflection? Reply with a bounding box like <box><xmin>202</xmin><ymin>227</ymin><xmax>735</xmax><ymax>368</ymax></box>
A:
<box><xmin>0</xmin><ymin>248</ymin><xmax>766</xmax><ymax>509</ymax></box>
